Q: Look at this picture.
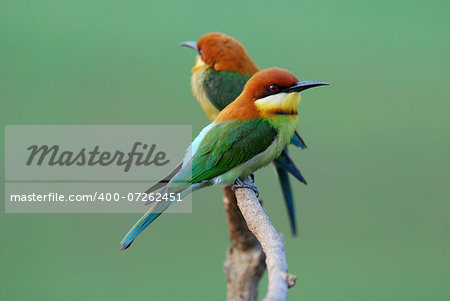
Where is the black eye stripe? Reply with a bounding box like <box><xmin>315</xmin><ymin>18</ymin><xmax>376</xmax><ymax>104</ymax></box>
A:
<box><xmin>269</xmin><ymin>84</ymin><xmax>279</xmax><ymax>92</ymax></box>
<box><xmin>255</xmin><ymin>84</ymin><xmax>285</xmax><ymax>100</ymax></box>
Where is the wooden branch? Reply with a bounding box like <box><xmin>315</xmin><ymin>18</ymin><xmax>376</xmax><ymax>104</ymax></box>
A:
<box><xmin>223</xmin><ymin>186</ymin><xmax>266</xmax><ymax>301</ymax></box>
<box><xmin>233</xmin><ymin>176</ymin><xmax>297</xmax><ymax>301</ymax></box>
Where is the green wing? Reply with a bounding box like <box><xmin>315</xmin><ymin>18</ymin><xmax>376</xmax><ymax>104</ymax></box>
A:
<box><xmin>189</xmin><ymin>119</ymin><xmax>277</xmax><ymax>183</ymax></box>
<box><xmin>203</xmin><ymin>70</ymin><xmax>252</xmax><ymax>111</ymax></box>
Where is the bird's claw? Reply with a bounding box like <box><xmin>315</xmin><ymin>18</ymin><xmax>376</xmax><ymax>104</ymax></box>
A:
<box><xmin>232</xmin><ymin>177</ymin><xmax>259</xmax><ymax>198</ymax></box>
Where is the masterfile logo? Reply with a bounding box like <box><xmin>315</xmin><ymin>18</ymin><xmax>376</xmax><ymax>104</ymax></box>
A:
<box><xmin>4</xmin><ymin>125</ymin><xmax>192</xmax><ymax>213</ymax></box>
<box><xmin>25</xmin><ymin>142</ymin><xmax>170</xmax><ymax>172</ymax></box>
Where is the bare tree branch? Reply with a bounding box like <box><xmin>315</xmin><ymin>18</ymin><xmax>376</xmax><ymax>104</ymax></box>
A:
<box><xmin>233</xmin><ymin>176</ymin><xmax>297</xmax><ymax>301</ymax></box>
<box><xmin>223</xmin><ymin>186</ymin><xmax>266</xmax><ymax>301</ymax></box>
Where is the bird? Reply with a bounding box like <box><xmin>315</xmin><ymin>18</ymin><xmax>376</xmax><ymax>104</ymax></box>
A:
<box><xmin>180</xmin><ymin>32</ymin><xmax>307</xmax><ymax>235</ymax></box>
<box><xmin>120</xmin><ymin>67</ymin><xmax>328</xmax><ymax>250</ymax></box>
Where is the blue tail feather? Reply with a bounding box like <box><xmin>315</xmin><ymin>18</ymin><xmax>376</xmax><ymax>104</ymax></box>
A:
<box><xmin>275</xmin><ymin>149</ymin><xmax>307</xmax><ymax>185</ymax></box>
<box><xmin>273</xmin><ymin>148</ymin><xmax>307</xmax><ymax>236</ymax></box>
<box><xmin>120</xmin><ymin>200</ymin><xmax>171</xmax><ymax>250</ymax></box>
<box><xmin>274</xmin><ymin>160</ymin><xmax>297</xmax><ymax>236</ymax></box>
<box><xmin>290</xmin><ymin>130</ymin><xmax>307</xmax><ymax>149</ymax></box>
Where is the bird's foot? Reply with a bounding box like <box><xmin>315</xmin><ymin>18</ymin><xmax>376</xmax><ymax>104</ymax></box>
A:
<box><xmin>232</xmin><ymin>177</ymin><xmax>259</xmax><ymax>198</ymax></box>
<box><xmin>249</xmin><ymin>173</ymin><xmax>255</xmax><ymax>182</ymax></box>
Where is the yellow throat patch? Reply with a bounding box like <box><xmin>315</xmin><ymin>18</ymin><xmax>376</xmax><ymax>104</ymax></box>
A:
<box><xmin>190</xmin><ymin>56</ymin><xmax>220</xmax><ymax>121</ymax></box>
<box><xmin>254</xmin><ymin>92</ymin><xmax>301</xmax><ymax>117</ymax></box>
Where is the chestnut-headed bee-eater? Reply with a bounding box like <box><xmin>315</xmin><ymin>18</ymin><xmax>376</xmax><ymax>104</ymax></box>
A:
<box><xmin>120</xmin><ymin>68</ymin><xmax>328</xmax><ymax>249</ymax></box>
<box><xmin>180</xmin><ymin>32</ymin><xmax>308</xmax><ymax>235</ymax></box>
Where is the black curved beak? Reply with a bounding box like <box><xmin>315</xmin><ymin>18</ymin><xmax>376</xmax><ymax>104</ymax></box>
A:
<box><xmin>179</xmin><ymin>41</ymin><xmax>198</xmax><ymax>51</ymax></box>
<box><xmin>287</xmin><ymin>81</ymin><xmax>329</xmax><ymax>93</ymax></box>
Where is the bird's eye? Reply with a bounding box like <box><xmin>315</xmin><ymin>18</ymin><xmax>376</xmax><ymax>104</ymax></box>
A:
<box><xmin>198</xmin><ymin>49</ymin><xmax>203</xmax><ymax>57</ymax></box>
<box><xmin>269</xmin><ymin>84</ymin><xmax>279</xmax><ymax>93</ymax></box>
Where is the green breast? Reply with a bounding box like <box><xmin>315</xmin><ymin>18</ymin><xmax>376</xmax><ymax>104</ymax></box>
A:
<box><xmin>202</xmin><ymin>69</ymin><xmax>252</xmax><ymax>111</ymax></box>
<box><xmin>266</xmin><ymin>115</ymin><xmax>299</xmax><ymax>148</ymax></box>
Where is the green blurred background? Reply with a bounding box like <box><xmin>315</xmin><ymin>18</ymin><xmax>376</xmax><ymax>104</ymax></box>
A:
<box><xmin>1</xmin><ymin>0</ymin><xmax>449</xmax><ymax>300</ymax></box>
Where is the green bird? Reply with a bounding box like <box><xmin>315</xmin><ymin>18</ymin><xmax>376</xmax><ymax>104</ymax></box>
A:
<box><xmin>180</xmin><ymin>32</ymin><xmax>307</xmax><ymax>235</ymax></box>
<box><xmin>120</xmin><ymin>67</ymin><xmax>328</xmax><ymax>249</ymax></box>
